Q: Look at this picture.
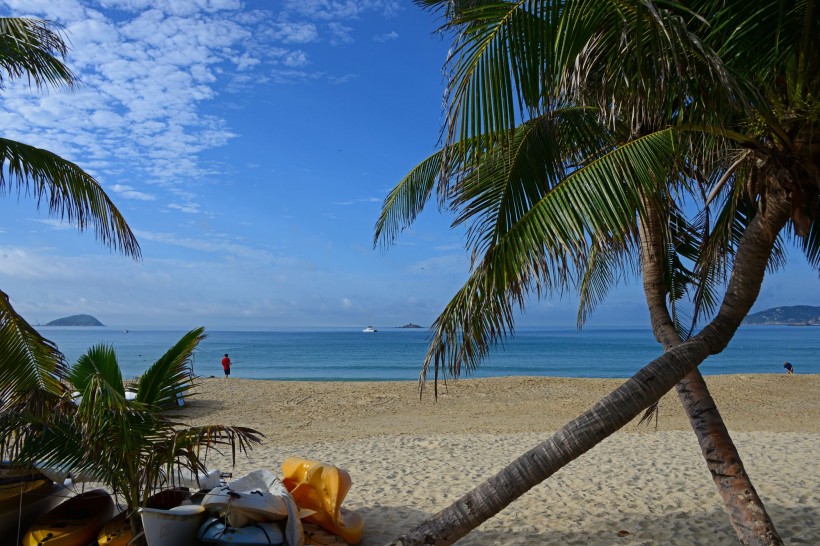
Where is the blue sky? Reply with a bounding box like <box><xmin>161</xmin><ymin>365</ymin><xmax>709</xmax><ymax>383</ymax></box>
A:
<box><xmin>0</xmin><ymin>0</ymin><xmax>816</xmax><ymax>330</ymax></box>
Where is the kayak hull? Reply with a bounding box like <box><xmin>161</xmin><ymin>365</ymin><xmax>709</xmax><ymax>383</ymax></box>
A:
<box><xmin>22</xmin><ymin>488</ymin><xmax>114</xmax><ymax>546</ymax></box>
<box><xmin>0</xmin><ymin>482</ymin><xmax>66</xmax><ymax>542</ymax></box>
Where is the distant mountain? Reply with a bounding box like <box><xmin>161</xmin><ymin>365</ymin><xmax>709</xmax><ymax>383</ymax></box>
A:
<box><xmin>399</xmin><ymin>323</ymin><xmax>423</xmax><ymax>328</ymax></box>
<box><xmin>45</xmin><ymin>314</ymin><xmax>105</xmax><ymax>327</ymax></box>
<box><xmin>743</xmin><ymin>305</ymin><xmax>820</xmax><ymax>326</ymax></box>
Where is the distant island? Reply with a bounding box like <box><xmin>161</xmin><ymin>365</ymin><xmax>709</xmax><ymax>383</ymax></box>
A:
<box><xmin>399</xmin><ymin>323</ymin><xmax>423</xmax><ymax>329</ymax></box>
<box><xmin>45</xmin><ymin>314</ymin><xmax>105</xmax><ymax>327</ymax></box>
<box><xmin>742</xmin><ymin>305</ymin><xmax>820</xmax><ymax>326</ymax></box>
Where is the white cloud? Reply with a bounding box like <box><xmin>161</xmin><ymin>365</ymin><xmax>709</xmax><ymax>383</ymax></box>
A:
<box><xmin>327</xmin><ymin>22</ymin><xmax>353</xmax><ymax>45</ymax></box>
<box><xmin>329</xmin><ymin>73</ymin><xmax>356</xmax><ymax>85</ymax></box>
<box><xmin>111</xmin><ymin>184</ymin><xmax>156</xmax><ymax>201</ymax></box>
<box><xmin>282</xmin><ymin>50</ymin><xmax>310</xmax><ymax>68</ymax></box>
<box><xmin>374</xmin><ymin>31</ymin><xmax>398</xmax><ymax>42</ymax></box>
<box><xmin>134</xmin><ymin>229</ymin><xmax>275</xmax><ymax>262</ymax></box>
<box><xmin>341</xmin><ymin>297</ymin><xmax>353</xmax><ymax>309</ymax></box>
<box><xmin>167</xmin><ymin>203</ymin><xmax>201</xmax><ymax>214</ymax></box>
<box><xmin>333</xmin><ymin>197</ymin><xmax>380</xmax><ymax>206</ymax></box>
<box><xmin>282</xmin><ymin>0</ymin><xmax>402</xmax><ymax>21</ymax></box>
<box><xmin>271</xmin><ymin>20</ymin><xmax>319</xmax><ymax>43</ymax></box>
<box><xmin>32</xmin><ymin>219</ymin><xmax>76</xmax><ymax>231</ymax></box>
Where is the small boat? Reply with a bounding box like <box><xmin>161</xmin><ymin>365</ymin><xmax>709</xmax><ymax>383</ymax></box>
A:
<box><xmin>22</xmin><ymin>488</ymin><xmax>115</xmax><ymax>546</ymax></box>
<box><xmin>0</xmin><ymin>482</ymin><xmax>66</xmax><ymax>542</ymax></box>
<box><xmin>362</xmin><ymin>310</ymin><xmax>377</xmax><ymax>333</ymax></box>
<box><xmin>201</xmin><ymin>470</ymin><xmax>303</xmax><ymax>545</ymax></box>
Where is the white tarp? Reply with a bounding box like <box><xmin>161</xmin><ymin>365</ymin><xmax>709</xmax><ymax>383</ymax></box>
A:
<box><xmin>201</xmin><ymin>470</ymin><xmax>304</xmax><ymax>546</ymax></box>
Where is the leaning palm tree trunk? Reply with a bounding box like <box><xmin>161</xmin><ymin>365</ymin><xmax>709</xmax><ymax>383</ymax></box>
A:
<box><xmin>639</xmin><ymin>203</ymin><xmax>782</xmax><ymax>545</ymax></box>
<box><xmin>389</xmin><ymin>190</ymin><xmax>790</xmax><ymax>546</ymax></box>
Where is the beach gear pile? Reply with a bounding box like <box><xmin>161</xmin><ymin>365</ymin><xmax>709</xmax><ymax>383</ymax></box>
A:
<box><xmin>199</xmin><ymin>459</ymin><xmax>364</xmax><ymax>545</ymax></box>
<box><xmin>4</xmin><ymin>459</ymin><xmax>364</xmax><ymax>546</ymax></box>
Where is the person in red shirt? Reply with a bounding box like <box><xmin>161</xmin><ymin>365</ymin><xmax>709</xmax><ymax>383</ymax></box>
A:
<box><xmin>221</xmin><ymin>354</ymin><xmax>231</xmax><ymax>378</ymax></box>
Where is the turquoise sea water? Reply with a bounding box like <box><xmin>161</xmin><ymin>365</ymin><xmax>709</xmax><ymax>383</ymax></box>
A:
<box><xmin>34</xmin><ymin>325</ymin><xmax>819</xmax><ymax>381</ymax></box>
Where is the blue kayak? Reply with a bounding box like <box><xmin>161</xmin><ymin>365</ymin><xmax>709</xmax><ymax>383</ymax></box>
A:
<box><xmin>197</xmin><ymin>517</ymin><xmax>285</xmax><ymax>545</ymax></box>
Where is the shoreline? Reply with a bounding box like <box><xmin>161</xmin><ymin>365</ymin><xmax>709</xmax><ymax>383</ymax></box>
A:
<box><xmin>179</xmin><ymin>374</ymin><xmax>819</xmax><ymax>545</ymax></box>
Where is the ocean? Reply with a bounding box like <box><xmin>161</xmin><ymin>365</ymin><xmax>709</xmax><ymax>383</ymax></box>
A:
<box><xmin>33</xmin><ymin>325</ymin><xmax>819</xmax><ymax>381</ymax></box>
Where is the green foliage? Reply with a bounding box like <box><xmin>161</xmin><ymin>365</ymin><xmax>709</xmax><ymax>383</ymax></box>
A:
<box><xmin>0</xmin><ymin>17</ymin><xmax>140</xmax><ymax>422</ymax></box>
<box><xmin>0</xmin><ymin>18</ymin><xmax>76</xmax><ymax>90</ymax></box>
<box><xmin>379</xmin><ymin>1</ymin><xmax>820</xmax><ymax>388</ymax></box>
<box><xmin>21</xmin><ymin>328</ymin><xmax>262</xmax><ymax>545</ymax></box>
<box><xmin>0</xmin><ymin>290</ymin><xmax>66</xmax><ymax>401</ymax></box>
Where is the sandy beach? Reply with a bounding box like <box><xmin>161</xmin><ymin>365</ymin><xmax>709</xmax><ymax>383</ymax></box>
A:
<box><xmin>181</xmin><ymin>374</ymin><xmax>819</xmax><ymax>545</ymax></box>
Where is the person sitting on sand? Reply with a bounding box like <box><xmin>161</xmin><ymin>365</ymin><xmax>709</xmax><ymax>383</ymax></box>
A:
<box><xmin>783</xmin><ymin>361</ymin><xmax>794</xmax><ymax>374</ymax></box>
<box><xmin>222</xmin><ymin>353</ymin><xmax>232</xmax><ymax>378</ymax></box>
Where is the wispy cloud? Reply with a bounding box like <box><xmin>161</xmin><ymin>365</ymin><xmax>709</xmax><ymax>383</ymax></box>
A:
<box><xmin>374</xmin><ymin>31</ymin><xmax>398</xmax><ymax>42</ymax></box>
<box><xmin>111</xmin><ymin>184</ymin><xmax>156</xmax><ymax>201</ymax></box>
<box><xmin>28</xmin><ymin>219</ymin><xmax>76</xmax><ymax>232</ymax></box>
<box><xmin>329</xmin><ymin>73</ymin><xmax>357</xmax><ymax>85</ymax></box>
<box><xmin>333</xmin><ymin>197</ymin><xmax>381</xmax><ymax>206</ymax></box>
<box><xmin>134</xmin><ymin>230</ymin><xmax>274</xmax><ymax>262</ymax></box>
<box><xmin>0</xmin><ymin>0</ymin><xmax>404</xmax><ymax>220</ymax></box>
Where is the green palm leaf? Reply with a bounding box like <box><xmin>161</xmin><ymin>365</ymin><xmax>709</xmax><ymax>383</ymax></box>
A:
<box><xmin>452</xmin><ymin>107</ymin><xmax>615</xmax><ymax>256</ymax></box>
<box><xmin>136</xmin><ymin>327</ymin><xmax>203</xmax><ymax>410</ymax></box>
<box><xmin>373</xmin><ymin>150</ymin><xmax>444</xmax><ymax>249</ymax></box>
<box><xmin>422</xmin><ymin>128</ymin><xmax>678</xmax><ymax>383</ymax></box>
<box><xmin>0</xmin><ymin>18</ymin><xmax>75</xmax><ymax>90</ymax></box>
<box><xmin>21</xmin><ymin>329</ymin><xmax>262</xmax><ymax>530</ymax></box>
<box><xmin>0</xmin><ymin>138</ymin><xmax>141</xmax><ymax>259</ymax></box>
<box><xmin>0</xmin><ymin>289</ymin><xmax>66</xmax><ymax>401</ymax></box>
<box><xmin>577</xmin><ymin>238</ymin><xmax>637</xmax><ymax>328</ymax></box>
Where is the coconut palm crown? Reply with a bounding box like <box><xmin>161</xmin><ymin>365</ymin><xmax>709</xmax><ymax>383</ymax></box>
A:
<box><xmin>376</xmin><ymin>1</ymin><xmax>817</xmax><ymax>544</ymax></box>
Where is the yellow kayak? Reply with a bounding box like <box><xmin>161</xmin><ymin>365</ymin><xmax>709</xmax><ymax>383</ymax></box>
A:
<box><xmin>23</xmin><ymin>488</ymin><xmax>114</xmax><ymax>546</ymax></box>
<box><xmin>0</xmin><ymin>482</ymin><xmax>66</xmax><ymax>542</ymax></box>
<box><xmin>282</xmin><ymin>458</ymin><xmax>364</xmax><ymax>545</ymax></box>
<box><xmin>97</xmin><ymin>511</ymin><xmax>132</xmax><ymax>546</ymax></box>
<box><xmin>0</xmin><ymin>465</ymin><xmax>50</xmax><ymax>502</ymax></box>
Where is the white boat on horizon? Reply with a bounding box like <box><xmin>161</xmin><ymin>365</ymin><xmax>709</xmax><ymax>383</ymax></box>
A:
<box><xmin>363</xmin><ymin>310</ymin><xmax>377</xmax><ymax>333</ymax></box>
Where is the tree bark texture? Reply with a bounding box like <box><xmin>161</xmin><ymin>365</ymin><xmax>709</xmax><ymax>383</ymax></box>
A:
<box><xmin>639</xmin><ymin>201</ymin><xmax>783</xmax><ymax>546</ymax></box>
<box><xmin>388</xmin><ymin>190</ymin><xmax>791</xmax><ymax>546</ymax></box>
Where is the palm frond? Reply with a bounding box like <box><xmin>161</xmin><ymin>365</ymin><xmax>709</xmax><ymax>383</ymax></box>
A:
<box><xmin>421</xmin><ymin>128</ymin><xmax>679</xmax><ymax>385</ymax></box>
<box><xmin>136</xmin><ymin>327</ymin><xmax>204</xmax><ymax>410</ymax></box>
<box><xmin>439</xmin><ymin>1</ymin><xmax>560</xmax><ymax>148</ymax></box>
<box><xmin>798</xmin><ymin>213</ymin><xmax>820</xmax><ymax>271</ymax></box>
<box><xmin>452</xmin><ymin>107</ymin><xmax>616</xmax><ymax>257</ymax></box>
<box><xmin>577</xmin><ymin>238</ymin><xmax>638</xmax><ymax>328</ymax></box>
<box><xmin>374</xmin><ymin>150</ymin><xmax>444</xmax><ymax>249</ymax></box>
<box><xmin>0</xmin><ymin>138</ymin><xmax>141</xmax><ymax>259</ymax></box>
<box><xmin>0</xmin><ymin>289</ymin><xmax>66</xmax><ymax>402</ymax></box>
<box><xmin>0</xmin><ymin>18</ymin><xmax>76</xmax><ymax>91</ymax></box>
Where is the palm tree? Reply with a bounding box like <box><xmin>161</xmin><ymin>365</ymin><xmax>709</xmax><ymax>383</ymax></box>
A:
<box><xmin>0</xmin><ymin>17</ymin><xmax>140</xmax><ymax>415</ymax></box>
<box><xmin>376</xmin><ymin>1</ymin><xmax>817</xmax><ymax>544</ymax></box>
<box><xmin>19</xmin><ymin>327</ymin><xmax>262</xmax><ymax>546</ymax></box>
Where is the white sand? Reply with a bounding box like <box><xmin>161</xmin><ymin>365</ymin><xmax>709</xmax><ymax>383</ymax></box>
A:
<box><xmin>181</xmin><ymin>375</ymin><xmax>819</xmax><ymax>545</ymax></box>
